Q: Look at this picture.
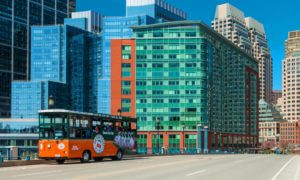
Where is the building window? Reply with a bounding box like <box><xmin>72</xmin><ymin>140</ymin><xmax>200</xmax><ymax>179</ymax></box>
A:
<box><xmin>153</xmin><ymin>32</ymin><xmax>163</xmax><ymax>37</ymax></box>
<box><xmin>122</xmin><ymin>81</ymin><xmax>131</xmax><ymax>86</ymax></box>
<box><xmin>122</xmin><ymin>64</ymin><xmax>131</xmax><ymax>77</ymax></box>
<box><xmin>186</xmin><ymin>32</ymin><xmax>196</xmax><ymax>37</ymax></box>
<box><xmin>136</xmin><ymin>81</ymin><xmax>146</xmax><ymax>86</ymax></box>
<box><xmin>122</xmin><ymin>89</ymin><xmax>131</xmax><ymax>95</ymax></box>
<box><xmin>153</xmin><ymin>54</ymin><xmax>164</xmax><ymax>59</ymax></box>
<box><xmin>122</xmin><ymin>45</ymin><xmax>131</xmax><ymax>51</ymax></box>
<box><xmin>153</xmin><ymin>45</ymin><xmax>164</xmax><ymax>50</ymax></box>
<box><xmin>140</xmin><ymin>99</ymin><xmax>147</xmax><ymax>103</ymax></box>
<box><xmin>122</xmin><ymin>63</ymin><xmax>131</xmax><ymax>68</ymax></box>
<box><xmin>186</xmin><ymin>45</ymin><xmax>196</xmax><ymax>49</ymax></box>
<box><xmin>121</xmin><ymin>107</ymin><xmax>130</xmax><ymax>112</ymax></box>
<box><xmin>137</xmin><ymin>33</ymin><xmax>144</xmax><ymax>38</ymax></box>
<box><xmin>170</xmin><ymin>108</ymin><xmax>180</xmax><ymax>112</ymax></box>
<box><xmin>169</xmin><ymin>63</ymin><xmax>179</xmax><ymax>68</ymax></box>
<box><xmin>122</xmin><ymin>71</ymin><xmax>131</xmax><ymax>77</ymax></box>
<box><xmin>137</xmin><ymin>46</ymin><xmax>147</xmax><ymax>50</ymax></box>
<box><xmin>122</xmin><ymin>99</ymin><xmax>131</xmax><ymax>103</ymax></box>
<box><xmin>137</xmin><ymin>90</ymin><xmax>147</xmax><ymax>95</ymax></box>
<box><xmin>152</xmin><ymin>63</ymin><xmax>163</xmax><ymax>68</ymax></box>
<box><xmin>169</xmin><ymin>54</ymin><xmax>177</xmax><ymax>59</ymax></box>
<box><xmin>122</xmin><ymin>54</ymin><xmax>131</xmax><ymax>60</ymax></box>
<box><xmin>16</xmin><ymin>140</ymin><xmax>24</xmax><ymax>146</ymax></box>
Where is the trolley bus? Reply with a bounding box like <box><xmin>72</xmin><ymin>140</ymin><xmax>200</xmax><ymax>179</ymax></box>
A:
<box><xmin>38</xmin><ymin>109</ymin><xmax>136</xmax><ymax>164</ymax></box>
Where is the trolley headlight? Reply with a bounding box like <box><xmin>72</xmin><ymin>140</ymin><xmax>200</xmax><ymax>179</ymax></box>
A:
<box><xmin>47</xmin><ymin>144</ymin><xmax>51</xmax><ymax>149</ymax></box>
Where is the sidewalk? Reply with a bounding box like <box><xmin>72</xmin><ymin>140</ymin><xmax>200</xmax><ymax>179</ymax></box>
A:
<box><xmin>0</xmin><ymin>159</ymin><xmax>55</xmax><ymax>168</ymax></box>
<box><xmin>0</xmin><ymin>154</ymin><xmax>202</xmax><ymax>168</ymax></box>
<box><xmin>0</xmin><ymin>154</ymin><xmax>147</xmax><ymax>168</ymax></box>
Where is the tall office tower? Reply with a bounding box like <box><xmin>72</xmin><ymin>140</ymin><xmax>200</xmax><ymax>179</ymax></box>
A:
<box><xmin>211</xmin><ymin>3</ymin><xmax>252</xmax><ymax>54</ymax></box>
<box><xmin>285</xmin><ymin>31</ymin><xmax>300</xmax><ymax>57</ymax></box>
<box><xmin>245</xmin><ymin>17</ymin><xmax>272</xmax><ymax>103</ymax></box>
<box><xmin>126</xmin><ymin>0</ymin><xmax>187</xmax><ymax>21</ymax></box>
<box><xmin>98</xmin><ymin>0</ymin><xmax>187</xmax><ymax>114</ymax></box>
<box><xmin>0</xmin><ymin>0</ymin><xmax>76</xmax><ymax>118</ymax></box>
<box><xmin>282</xmin><ymin>31</ymin><xmax>300</xmax><ymax>121</ymax></box>
<box><xmin>271</xmin><ymin>90</ymin><xmax>282</xmax><ymax>105</ymax></box>
<box><xmin>68</xmin><ymin>11</ymin><xmax>102</xmax><ymax>33</ymax></box>
<box><xmin>212</xmin><ymin>3</ymin><xmax>273</xmax><ymax>104</ymax></box>
<box><xmin>111</xmin><ymin>21</ymin><xmax>259</xmax><ymax>154</ymax></box>
<box><xmin>12</xmin><ymin>16</ymin><xmax>101</xmax><ymax>118</ymax></box>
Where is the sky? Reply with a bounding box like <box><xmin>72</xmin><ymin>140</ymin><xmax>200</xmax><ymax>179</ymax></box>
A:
<box><xmin>77</xmin><ymin>0</ymin><xmax>300</xmax><ymax>90</ymax></box>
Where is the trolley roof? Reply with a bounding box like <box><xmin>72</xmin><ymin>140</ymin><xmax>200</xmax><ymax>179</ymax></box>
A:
<box><xmin>39</xmin><ymin>109</ymin><xmax>136</xmax><ymax>123</ymax></box>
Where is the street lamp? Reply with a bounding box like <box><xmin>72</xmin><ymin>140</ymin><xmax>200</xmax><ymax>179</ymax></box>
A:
<box><xmin>220</xmin><ymin>133</ymin><xmax>223</xmax><ymax>151</ymax></box>
<box><xmin>48</xmin><ymin>95</ymin><xmax>54</xmax><ymax>109</ymax></box>
<box><xmin>182</xmin><ymin>124</ymin><xmax>186</xmax><ymax>154</ymax></box>
<box><xmin>203</xmin><ymin>125</ymin><xmax>209</xmax><ymax>154</ymax></box>
<box><xmin>197</xmin><ymin>123</ymin><xmax>202</xmax><ymax>153</ymax></box>
<box><xmin>156</xmin><ymin>117</ymin><xmax>160</xmax><ymax>154</ymax></box>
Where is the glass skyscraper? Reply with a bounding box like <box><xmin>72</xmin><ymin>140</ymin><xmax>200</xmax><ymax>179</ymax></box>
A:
<box><xmin>0</xmin><ymin>0</ymin><xmax>76</xmax><ymax>117</ymax></box>
<box><xmin>98</xmin><ymin>0</ymin><xmax>187</xmax><ymax>114</ymax></box>
<box><xmin>11</xmin><ymin>17</ymin><xmax>101</xmax><ymax>118</ymax></box>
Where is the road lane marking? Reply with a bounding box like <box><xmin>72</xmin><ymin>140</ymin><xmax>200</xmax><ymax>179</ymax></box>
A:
<box><xmin>294</xmin><ymin>157</ymin><xmax>300</xmax><ymax>180</ymax></box>
<box><xmin>271</xmin><ymin>156</ymin><xmax>296</xmax><ymax>180</ymax></box>
<box><xmin>186</xmin><ymin>170</ymin><xmax>206</xmax><ymax>176</ymax></box>
<box><xmin>13</xmin><ymin>170</ymin><xmax>63</xmax><ymax>177</ymax></box>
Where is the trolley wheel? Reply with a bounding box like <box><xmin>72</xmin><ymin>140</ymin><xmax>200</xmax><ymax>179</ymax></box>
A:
<box><xmin>112</xmin><ymin>150</ymin><xmax>123</xmax><ymax>161</ymax></box>
<box><xmin>80</xmin><ymin>151</ymin><xmax>91</xmax><ymax>163</ymax></box>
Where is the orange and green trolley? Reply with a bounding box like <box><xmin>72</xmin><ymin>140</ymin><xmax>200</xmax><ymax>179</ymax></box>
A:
<box><xmin>38</xmin><ymin>109</ymin><xmax>136</xmax><ymax>164</ymax></box>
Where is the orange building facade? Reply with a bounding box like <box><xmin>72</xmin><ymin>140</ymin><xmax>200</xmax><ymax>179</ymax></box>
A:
<box><xmin>111</xmin><ymin>39</ymin><xmax>136</xmax><ymax>118</ymax></box>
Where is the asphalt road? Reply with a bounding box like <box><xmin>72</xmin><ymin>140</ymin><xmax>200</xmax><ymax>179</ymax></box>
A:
<box><xmin>0</xmin><ymin>154</ymin><xmax>299</xmax><ymax>180</ymax></box>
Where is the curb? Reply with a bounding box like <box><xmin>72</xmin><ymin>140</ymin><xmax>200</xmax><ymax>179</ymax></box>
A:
<box><xmin>0</xmin><ymin>154</ymin><xmax>202</xmax><ymax>168</ymax></box>
<box><xmin>0</xmin><ymin>160</ymin><xmax>55</xmax><ymax>168</ymax></box>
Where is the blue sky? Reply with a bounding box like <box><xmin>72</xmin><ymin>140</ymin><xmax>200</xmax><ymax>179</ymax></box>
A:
<box><xmin>77</xmin><ymin>0</ymin><xmax>300</xmax><ymax>90</ymax></box>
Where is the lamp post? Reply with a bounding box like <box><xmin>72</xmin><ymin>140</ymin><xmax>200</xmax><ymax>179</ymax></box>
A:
<box><xmin>182</xmin><ymin>125</ymin><xmax>186</xmax><ymax>154</ymax></box>
<box><xmin>220</xmin><ymin>133</ymin><xmax>223</xmax><ymax>152</ymax></box>
<box><xmin>204</xmin><ymin>125</ymin><xmax>208</xmax><ymax>153</ymax></box>
<box><xmin>156</xmin><ymin>117</ymin><xmax>160</xmax><ymax>154</ymax></box>
<box><xmin>197</xmin><ymin>123</ymin><xmax>202</xmax><ymax>153</ymax></box>
<box><xmin>48</xmin><ymin>95</ymin><xmax>54</xmax><ymax>109</ymax></box>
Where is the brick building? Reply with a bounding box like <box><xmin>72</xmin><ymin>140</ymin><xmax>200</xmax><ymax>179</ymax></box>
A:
<box><xmin>280</xmin><ymin>120</ymin><xmax>300</xmax><ymax>147</ymax></box>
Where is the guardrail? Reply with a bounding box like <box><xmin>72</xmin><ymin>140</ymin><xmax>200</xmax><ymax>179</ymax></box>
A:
<box><xmin>0</xmin><ymin>154</ymin><xmax>39</xmax><ymax>161</ymax></box>
<box><xmin>136</xmin><ymin>148</ymin><xmax>272</xmax><ymax>155</ymax></box>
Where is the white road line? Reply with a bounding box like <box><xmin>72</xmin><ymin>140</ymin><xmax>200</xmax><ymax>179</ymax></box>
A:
<box><xmin>13</xmin><ymin>170</ymin><xmax>63</xmax><ymax>177</ymax></box>
<box><xmin>186</xmin><ymin>170</ymin><xmax>206</xmax><ymax>177</ymax></box>
<box><xmin>294</xmin><ymin>157</ymin><xmax>300</xmax><ymax>180</ymax></box>
<box><xmin>271</xmin><ymin>156</ymin><xmax>296</xmax><ymax>180</ymax></box>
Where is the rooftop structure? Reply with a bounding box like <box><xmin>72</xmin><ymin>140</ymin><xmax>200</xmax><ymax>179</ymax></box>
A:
<box><xmin>126</xmin><ymin>0</ymin><xmax>187</xmax><ymax>21</ymax></box>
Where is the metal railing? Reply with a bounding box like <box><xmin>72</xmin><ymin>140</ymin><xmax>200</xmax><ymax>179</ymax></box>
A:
<box><xmin>0</xmin><ymin>153</ymin><xmax>39</xmax><ymax>161</ymax></box>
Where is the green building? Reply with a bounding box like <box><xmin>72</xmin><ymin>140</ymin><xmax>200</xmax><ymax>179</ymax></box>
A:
<box><xmin>259</xmin><ymin>99</ymin><xmax>283</xmax><ymax>122</ymax></box>
<box><xmin>131</xmin><ymin>21</ymin><xmax>259</xmax><ymax>154</ymax></box>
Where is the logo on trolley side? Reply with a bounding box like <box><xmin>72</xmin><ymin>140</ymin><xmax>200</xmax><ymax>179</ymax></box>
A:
<box><xmin>93</xmin><ymin>134</ymin><xmax>105</xmax><ymax>154</ymax></box>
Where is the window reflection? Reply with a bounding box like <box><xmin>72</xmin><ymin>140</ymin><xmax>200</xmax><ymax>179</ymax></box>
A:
<box><xmin>0</xmin><ymin>121</ymin><xmax>38</xmax><ymax>134</ymax></box>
